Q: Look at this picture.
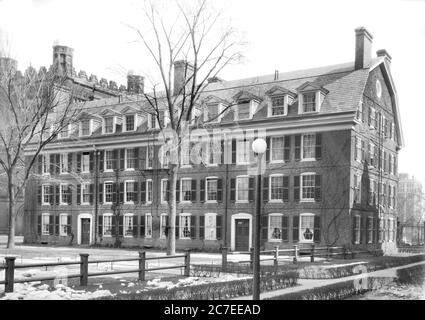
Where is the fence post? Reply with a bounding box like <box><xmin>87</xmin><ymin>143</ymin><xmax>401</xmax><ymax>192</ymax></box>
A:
<box><xmin>293</xmin><ymin>245</ymin><xmax>298</xmax><ymax>264</ymax></box>
<box><xmin>310</xmin><ymin>244</ymin><xmax>315</xmax><ymax>263</ymax></box>
<box><xmin>221</xmin><ymin>247</ymin><xmax>228</xmax><ymax>272</ymax></box>
<box><xmin>139</xmin><ymin>251</ymin><xmax>146</xmax><ymax>282</ymax></box>
<box><xmin>184</xmin><ymin>250</ymin><xmax>191</xmax><ymax>277</ymax></box>
<box><xmin>79</xmin><ymin>253</ymin><xmax>89</xmax><ymax>287</ymax></box>
<box><xmin>5</xmin><ymin>257</ymin><xmax>16</xmax><ymax>293</ymax></box>
<box><xmin>250</xmin><ymin>247</ymin><xmax>254</xmax><ymax>270</ymax></box>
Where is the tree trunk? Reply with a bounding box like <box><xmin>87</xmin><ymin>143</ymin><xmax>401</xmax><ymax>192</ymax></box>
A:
<box><xmin>167</xmin><ymin>165</ymin><xmax>178</xmax><ymax>255</ymax></box>
<box><xmin>7</xmin><ymin>176</ymin><xmax>16</xmax><ymax>249</ymax></box>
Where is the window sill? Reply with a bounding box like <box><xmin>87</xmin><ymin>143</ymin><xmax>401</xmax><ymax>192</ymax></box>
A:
<box><xmin>125</xmin><ymin>168</ymin><xmax>135</xmax><ymax>172</ymax></box>
<box><xmin>103</xmin><ymin>235</ymin><xmax>112</xmax><ymax>238</ymax></box>
<box><xmin>269</xmin><ymin>200</ymin><xmax>283</xmax><ymax>203</ymax></box>
<box><xmin>299</xmin><ymin>240</ymin><xmax>314</xmax><ymax>244</ymax></box>
<box><xmin>180</xmin><ymin>201</ymin><xmax>192</xmax><ymax>204</ymax></box>
<box><xmin>104</xmin><ymin>169</ymin><xmax>114</xmax><ymax>173</ymax></box>
<box><xmin>42</xmin><ymin>203</ymin><xmax>51</xmax><ymax>206</ymax></box>
<box><xmin>300</xmin><ymin>199</ymin><xmax>315</xmax><ymax>203</ymax></box>
<box><xmin>59</xmin><ymin>203</ymin><xmax>68</xmax><ymax>206</ymax></box>
<box><xmin>301</xmin><ymin>158</ymin><xmax>316</xmax><ymax>162</ymax></box>
<box><xmin>236</xmin><ymin>201</ymin><xmax>249</xmax><ymax>204</ymax></box>
<box><xmin>124</xmin><ymin>235</ymin><xmax>134</xmax><ymax>238</ymax></box>
<box><xmin>206</xmin><ymin>200</ymin><xmax>218</xmax><ymax>204</ymax></box>
<box><xmin>268</xmin><ymin>239</ymin><xmax>282</xmax><ymax>242</ymax></box>
<box><xmin>124</xmin><ymin>201</ymin><xmax>135</xmax><ymax>205</ymax></box>
<box><xmin>81</xmin><ymin>202</ymin><xmax>90</xmax><ymax>206</ymax></box>
<box><xmin>204</xmin><ymin>238</ymin><xmax>217</xmax><ymax>241</ymax></box>
<box><xmin>145</xmin><ymin>235</ymin><xmax>153</xmax><ymax>239</ymax></box>
<box><xmin>270</xmin><ymin>160</ymin><xmax>284</xmax><ymax>164</ymax></box>
<box><xmin>206</xmin><ymin>163</ymin><xmax>219</xmax><ymax>167</ymax></box>
<box><xmin>179</xmin><ymin>237</ymin><xmax>192</xmax><ymax>240</ymax></box>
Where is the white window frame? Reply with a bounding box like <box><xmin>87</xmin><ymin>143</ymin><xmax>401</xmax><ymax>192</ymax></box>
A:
<box><xmin>367</xmin><ymin>217</ymin><xmax>373</xmax><ymax>244</ymax></box>
<box><xmin>124</xmin><ymin>114</ymin><xmax>136</xmax><ymax>132</ymax></box>
<box><xmin>205</xmin><ymin>138</ymin><xmax>220</xmax><ymax>167</ymax></box>
<box><xmin>204</xmin><ymin>212</ymin><xmax>217</xmax><ymax>240</ymax></box>
<box><xmin>103</xmin><ymin>116</ymin><xmax>116</xmax><ymax>134</ymax></box>
<box><xmin>205</xmin><ymin>177</ymin><xmax>218</xmax><ymax>203</ymax></box>
<box><xmin>356</xmin><ymin>101</ymin><xmax>363</xmax><ymax>122</ymax></box>
<box><xmin>354</xmin><ymin>173</ymin><xmax>361</xmax><ymax>204</ymax></box>
<box><xmin>104</xmin><ymin>150</ymin><xmax>114</xmax><ymax>172</ymax></box>
<box><xmin>41</xmin><ymin>213</ymin><xmax>51</xmax><ymax>236</ymax></box>
<box><xmin>236</xmin><ymin>139</ymin><xmax>250</xmax><ymax>165</ymax></box>
<box><xmin>42</xmin><ymin>184</ymin><xmax>51</xmax><ymax>206</ymax></box>
<box><xmin>41</xmin><ymin>155</ymin><xmax>50</xmax><ymax>175</ymax></box>
<box><xmin>58</xmin><ymin>124</ymin><xmax>71</xmax><ymax>139</ymax></box>
<box><xmin>354</xmin><ymin>215</ymin><xmax>361</xmax><ymax>244</ymax></box>
<box><xmin>355</xmin><ymin>136</ymin><xmax>362</xmax><ymax>162</ymax></box>
<box><xmin>236</xmin><ymin>175</ymin><xmax>249</xmax><ymax>203</ymax></box>
<box><xmin>299</xmin><ymin>213</ymin><xmax>315</xmax><ymax>243</ymax></box>
<box><xmin>147</xmin><ymin>113</ymin><xmax>159</xmax><ymax>130</ymax></box>
<box><xmin>180</xmin><ymin>140</ymin><xmax>191</xmax><ymax>168</ymax></box>
<box><xmin>301</xmin><ymin>92</ymin><xmax>318</xmax><ymax>113</ymax></box>
<box><xmin>145</xmin><ymin>213</ymin><xmax>153</xmax><ymax>238</ymax></box>
<box><xmin>102</xmin><ymin>213</ymin><xmax>113</xmax><ymax>237</ymax></box>
<box><xmin>160</xmin><ymin>213</ymin><xmax>168</xmax><ymax>239</ymax></box>
<box><xmin>234</xmin><ymin>100</ymin><xmax>253</xmax><ymax>121</ymax></box>
<box><xmin>59</xmin><ymin>213</ymin><xmax>69</xmax><ymax>237</ymax></box>
<box><xmin>204</xmin><ymin>103</ymin><xmax>222</xmax><ymax>123</ymax></box>
<box><xmin>146</xmin><ymin>145</ymin><xmax>154</xmax><ymax>169</ymax></box>
<box><xmin>124</xmin><ymin>148</ymin><xmax>136</xmax><ymax>171</ymax></box>
<box><xmin>81</xmin><ymin>153</ymin><xmax>90</xmax><ymax>173</ymax></box>
<box><xmin>80</xmin><ymin>119</ymin><xmax>92</xmax><ymax>137</ymax></box>
<box><xmin>161</xmin><ymin>179</ymin><xmax>168</xmax><ymax>204</ymax></box>
<box><xmin>179</xmin><ymin>213</ymin><xmax>192</xmax><ymax>239</ymax></box>
<box><xmin>146</xmin><ymin>179</ymin><xmax>153</xmax><ymax>204</ymax></box>
<box><xmin>369</xmin><ymin>107</ymin><xmax>376</xmax><ymax>129</ymax></box>
<box><xmin>81</xmin><ymin>182</ymin><xmax>91</xmax><ymax>205</ymax></box>
<box><xmin>270</xmin><ymin>136</ymin><xmax>285</xmax><ymax>163</ymax></box>
<box><xmin>59</xmin><ymin>153</ymin><xmax>68</xmax><ymax>174</ymax></box>
<box><xmin>123</xmin><ymin>213</ymin><xmax>135</xmax><ymax>238</ymax></box>
<box><xmin>180</xmin><ymin>178</ymin><xmax>192</xmax><ymax>203</ymax></box>
<box><xmin>300</xmin><ymin>172</ymin><xmax>316</xmax><ymax>202</ymax></box>
<box><xmin>104</xmin><ymin>181</ymin><xmax>114</xmax><ymax>204</ymax></box>
<box><xmin>268</xmin><ymin>95</ymin><xmax>288</xmax><ymax>117</ymax></box>
<box><xmin>124</xmin><ymin>180</ymin><xmax>135</xmax><ymax>204</ymax></box>
<box><xmin>268</xmin><ymin>213</ymin><xmax>283</xmax><ymax>242</ymax></box>
<box><xmin>59</xmin><ymin>183</ymin><xmax>69</xmax><ymax>206</ymax></box>
<box><xmin>269</xmin><ymin>174</ymin><xmax>284</xmax><ymax>203</ymax></box>
<box><xmin>301</xmin><ymin>133</ymin><xmax>317</xmax><ymax>161</ymax></box>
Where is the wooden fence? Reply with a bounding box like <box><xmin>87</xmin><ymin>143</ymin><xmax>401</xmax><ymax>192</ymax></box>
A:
<box><xmin>0</xmin><ymin>250</ymin><xmax>191</xmax><ymax>293</ymax></box>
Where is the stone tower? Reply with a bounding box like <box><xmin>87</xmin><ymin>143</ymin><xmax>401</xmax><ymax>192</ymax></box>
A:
<box><xmin>52</xmin><ymin>45</ymin><xmax>74</xmax><ymax>76</ymax></box>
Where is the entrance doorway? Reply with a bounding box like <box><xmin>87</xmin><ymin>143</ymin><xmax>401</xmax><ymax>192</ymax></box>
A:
<box><xmin>235</xmin><ymin>219</ymin><xmax>250</xmax><ymax>251</ymax></box>
<box><xmin>80</xmin><ymin>218</ymin><xmax>91</xmax><ymax>245</ymax></box>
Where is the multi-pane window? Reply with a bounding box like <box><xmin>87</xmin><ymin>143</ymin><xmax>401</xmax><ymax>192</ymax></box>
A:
<box><xmin>147</xmin><ymin>145</ymin><xmax>154</xmax><ymax>168</ymax></box>
<box><xmin>236</xmin><ymin>139</ymin><xmax>250</xmax><ymax>164</ymax></box>
<box><xmin>389</xmin><ymin>218</ymin><xmax>395</xmax><ymax>242</ymax></box>
<box><xmin>368</xmin><ymin>179</ymin><xmax>376</xmax><ymax>206</ymax></box>
<box><xmin>354</xmin><ymin>174</ymin><xmax>361</xmax><ymax>204</ymax></box>
<box><xmin>271</xmin><ymin>137</ymin><xmax>284</xmax><ymax>162</ymax></box>
<box><xmin>236</xmin><ymin>176</ymin><xmax>249</xmax><ymax>202</ymax></box>
<box><xmin>390</xmin><ymin>185</ymin><xmax>396</xmax><ymax>208</ymax></box>
<box><xmin>206</xmin><ymin>139</ymin><xmax>220</xmax><ymax>165</ymax></box>
<box><xmin>390</xmin><ymin>123</ymin><xmax>395</xmax><ymax>141</ymax></box>
<box><xmin>82</xmin><ymin>153</ymin><xmax>90</xmax><ymax>173</ymax></box>
<box><xmin>356</xmin><ymin>102</ymin><xmax>363</xmax><ymax>121</ymax></box>
<box><xmin>59</xmin><ymin>126</ymin><xmax>69</xmax><ymax>139</ymax></box>
<box><xmin>42</xmin><ymin>155</ymin><xmax>49</xmax><ymax>175</ymax></box>
<box><xmin>379</xmin><ymin>219</ymin><xmax>384</xmax><ymax>242</ymax></box>
<box><xmin>269</xmin><ymin>214</ymin><xmax>283</xmax><ymax>240</ymax></box>
<box><xmin>270</xmin><ymin>175</ymin><xmax>284</xmax><ymax>201</ymax></box>
<box><xmin>104</xmin><ymin>117</ymin><xmax>114</xmax><ymax>133</ymax></box>
<box><xmin>60</xmin><ymin>214</ymin><xmax>69</xmax><ymax>236</ymax></box>
<box><xmin>302</xmin><ymin>134</ymin><xmax>316</xmax><ymax>159</ymax></box>
<box><xmin>160</xmin><ymin>214</ymin><xmax>168</xmax><ymax>238</ymax></box>
<box><xmin>103</xmin><ymin>214</ymin><xmax>113</xmax><ymax>236</ymax></box>
<box><xmin>181</xmin><ymin>179</ymin><xmax>192</xmax><ymax>202</ymax></box>
<box><xmin>104</xmin><ymin>182</ymin><xmax>114</xmax><ymax>203</ymax></box>
<box><xmin>354</xmin><ymin>215</ymin><xmax>361</xmax><ymax>244</ymax></box>
<box><xmin>237</xmin><ymin>101</ymin><xmax>251</xmax><ymax>120</ymax></box>
<box><xmin>368</xmin><ymin>217</ymin><xmax>373</xmax><ymax>243</ymax></box>
<box><xmin>206</xmin><ymin>178</ymin><xmax>218</xmax><ymax>202</ymax></box>
<box><xmin>146</xmin><ymin>180</ymin><xmax>153</xmax><ymax>203</ymax></box>
<box><xmin>204</xmin><ymin>213</ymin><xmax>217</xmax><ymax>240</ymax></box>
<box><xmin>105</xmin><ymin>150</ymin><xmax>114</xmax><ymax>171</ymax></box>
<box><xmin>42</xmin><ymin>185</ymin><xmax>52</xmax><ymax>205</ymax></box>
<box><xmin>369</xmin><ymin>142</ymin><xmax>375</xmax><ymax>167</ymax></box>
<box><xmin>42</xmin><ymin>213</ymin><xmax>50</xmax><ymax>235</ymax></box>
<box><xmin>125</xmin><ymin>181</ymin><xmax>135</xmax><ymax>203</ymax></box>
<box><xmin>303</xmin><ymin>92</ymin><xmax>316</xmax><ymax>112</ymax></box>
<box><xmin>81</xmin><ymin>119</ymin><xmax>91</xmax><ymax>136</ymax></box>
<box><xmin>81</xmin><ymin>183</ymin><xmax>91</xmax><ymax>204</ymax></box>
<box><xmin>180</xmin><ymin>214</ymin><xmax>191</xmax><ymax>238</ymax></box>
<box><xmin>145</xmin><ymin>214</ymin><xmax>153</xmax><ymax>238</ymax></box>
<box><xmin>125</xmin><ymin>114</ymin><xmax>135</xmax><ymax>132</ymax></box>
<box><xmin>60</xmin><ymin>184</ymin><xmax>70</xmax><ymax>205</ymax></box>
<box><xmin>60</xmin><ymin>154</ymin><xmax>68</xmax><ymax>173</ymax></box>
<box><xmin>271</xmin><ymin>96</ymin><xmax>285</xmax><ymax>116</ymax></box>
<box><xmin>207</xmin><ymin>104</ymin><xmax>219</xmax><ymax>122</ymax></box>
<box><xmin>355</xmin><ymin>137</ymin><xmax>362</xmax><ymax>162</ymax></box>
<box><xmin>369</xmin><ymin>108</ymin><xmax>376</xmax><ymax>129</ymax></box>
<box><xmin>149</xmin><ymin>113</ymin><xmax>158</xmax><ymax>129</ymax></box>
<box><xmin>161</xmin><ymin>179</ymin><xmax>168</xmax><ymax>203</ymax></box>
<box><xmin>125</xmin><ymin>148</ymin><xmax>136</xmax><ymax>170</ymax></box>
<box><xmin>161</xmin><ymin>148</ymin><xmax>170</xmax><ymax>168</ymax></box>
<box><xmin>301</xmin><ymin>175</ymin><xmax>315</xmax><ymax>200</ymax></box>
<box><xmin>300</xmin><ymin>214</ymin><xmax>315</xmax><ymax>241</ymax></box>
<box><xmin>124</xmin><ymin>214</ymin><xmax>134</xmax><ymax>237</ymax></box>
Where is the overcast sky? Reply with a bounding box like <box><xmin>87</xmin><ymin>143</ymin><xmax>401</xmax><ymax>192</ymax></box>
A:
<box><xmin>1</xmin><ymin>0</ymin><xmax>425</xmax><ymax>181</ymax></box>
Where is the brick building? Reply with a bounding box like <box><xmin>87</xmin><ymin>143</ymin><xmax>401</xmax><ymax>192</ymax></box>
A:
<box><xmin>22</xmin><ymin>28</ymin><xmax>403</xmax><ymax>253</ymax></box>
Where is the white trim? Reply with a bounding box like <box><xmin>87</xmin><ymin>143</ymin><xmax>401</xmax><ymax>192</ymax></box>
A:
<box><xmin>41</xmin><ymin>212</ymin><xmax>51</xmax><ymax>236</ymax></box>
<box><xmin>124</xmin><ymin>148</ymin><xmax>136</xmax><ymax>171</ymax></box>
<box><xmin>81</xmin><ymin>182</ymin><xmax>91</xmax><ymax>205</ymax></box>
<box><xmin>144</xmin><ymin>213</ymin><xmax>153</xmax><ymax>238</ymax></box>
<box><xmin>231</xmin><ymin>213</ymin><xmax>252</xmax><ymax>251</ymax></box>
<box><xmin>300</xmin><ymin>172</ymin><xmax>317</xmax><ymax>202</ymax></box>
<box><xmin>236</xmin><ymin>139</ymin><xmax>250</xmax><ymax>165</ymax></box>
<box><xmin>353</xmin><ymin>214</ymin><xmax>361</xmax><ymax>244</ymax></box>
<box><xmin>104</xmin><ymin>149</ymin><xmax>114</xmax><ymax>172</ymax></box>
<box><xmin>59</xmin><ymin>213</ymin><xmax>69</xmax><ymax>237</ymax></box>
<box><xmin>41</xmin><ymin>184</ymin><xmax>51</xmax><ymax>206</ymax></box>
<box><xmin>179</xmin><ymin>213</ymin><xmax>192</xmax><ymax>239</ymax></box>
<box><xmin>102</xmin><ymin>116</ymin><xmax>116</xmax><ymax>135</ymax></box>
<box><xmin>180</xmin><ymin>177</ymin><xmax>192</xmax><ymax>203</ymax></box>
<box><xmin>299</xmin><ymin>213</ymin><xmax>315</xmax><ymax>243</ymax></box>
<box><xmin>77</xmin><ymin>213</ymin><xmax>93</xmax><ymax>245</ymax></box>
<box><xmin>124</xmin><ymin>180</ymin><xmax>136</xmax><ymax>204</ymax></box>
<box><xmin>205</xmin><ymin>176</ymin><xmax>219</xmax><ymax>203</ymax></box>
<box><xmin>160</xmin><ymin>178</ymin><xmax>169</xmax><ymax>204</ymax></box>
<box><xmin>146</xmin><ymin>179</ymin><xmax>153</xmax><ymax>204</ymax></box>
<box><xmin>159</xmin><ymin>213</ymin><xmax>168</xmax><ymax>239</ymax></box>
<box><xmin>123</xmin><ymin>213</ymin><xmax>135</xmax><ymax>238</ymax></box>
<box><xmin>104</xmin><ymin>181</ymin><xmax>114</xmax><ymax>204</ymax></box>
<box><xmin>269</xmin><ymin>174</ymin><xmax>284</xmax><ymax>203</ymax></box>
<box><xmin>204</xmin><ymin>212</ymin><xmax>217</xmax><ymax>240</ymax></box>
<box><xmin>123</xmin><ymin>114</ymin><xmax>137</xmax><ymax>132</ymax></box>
<box><xmin>268</xmin><ymin>213</ymin><xmax>284</xmax><ymax>242</ymax></box>
<box><xmin>59</xmin><ymin>183</ymin><xmax>69</xmax><ymax>206</ymax></box>
<box><xmin>270</xmin><ymin>136</ymin><xmax>285</xmax><ymax>164</ymax></box>
<box><xmin>59</xmin><ymin>153</ymin><xmax>69</xmax><ymax>174</ymax></box>
<box><xmin>268</xmin><ymin>95</ymin><xmax>288</xmax><ymax>117</ymax></box>
<box><xmin>300</xmin><ymin>133</ymin><xmax>317</xmax><ymax>162</ymax></box>
<box><xmin>102</xmin><ymin>213</ymin><xmax>113</xmax><ymax>237</ymax></box>
<box><xmin>81</xmin><ymin>152</ymin><xmax>91</xmax><ymax>173</ymax></box>
<box><xmin>235</xmin><ymin>175</ymin><xmax>250</xmax><ymax>203</ymax></box>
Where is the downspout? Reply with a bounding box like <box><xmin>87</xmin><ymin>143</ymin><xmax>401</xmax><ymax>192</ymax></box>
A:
<box><xmin>93</xmin><ymin>145</ymin><xmax>99</xmax><ymax>246</ymax></box>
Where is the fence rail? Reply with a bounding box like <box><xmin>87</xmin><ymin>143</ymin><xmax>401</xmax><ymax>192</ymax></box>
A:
<box><xmin>1</xmin><ymin>250</ymin><xmax>191</xmax><ymax>293</ymax></box>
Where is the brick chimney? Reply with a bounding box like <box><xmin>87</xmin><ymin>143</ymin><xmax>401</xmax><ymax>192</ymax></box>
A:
<box><xmin>173</xmin><ymin>60</ymin><xmax>194</xmax><ymax>96</ymax></box>
<box><xmin>127</xmin><ymin>74</ymin><xmax>144</xmax><ymax>94</ymax></box>
<box><xmin>354</xmin><ymin>27</ymin><xmax>373</xmax><ymax>70</ymax></box>
<box><xmin>377</xmin><ymin>49</ymin><xmax>392</xmax><ymax>67</ymax></box>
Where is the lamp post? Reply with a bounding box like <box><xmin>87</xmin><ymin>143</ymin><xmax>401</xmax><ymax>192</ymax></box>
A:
<box><xmin>252</xmin><ymin>138</ymin><xmax>267</xmax><ymax>300</ymax></box>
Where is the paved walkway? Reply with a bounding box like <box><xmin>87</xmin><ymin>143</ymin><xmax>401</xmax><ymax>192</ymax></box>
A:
<box><xmin>231</xmin><ymin>260</ymin><xmax>425</xmax><ymax>300</ymax></box>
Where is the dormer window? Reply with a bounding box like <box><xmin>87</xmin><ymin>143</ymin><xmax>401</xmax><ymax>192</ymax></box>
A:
<box><xmin>237</xmin><ymin>100</ymin><xmax>251</xmax><ymax>120</ymax></box>
<box><xmin>124</xmin><ymin>114</ymin><xmax>135</xmax><ymax>132</ymax></box>
<box><xmin>205</xmin><ymin>104</ymin><xmax>220</xmax><ymax>123</ymax></box>
<box><xmin>202</xmin><ymin>96</ymin><xmax>229</xmax><ymax>123</ymax></box>
<box><xmin>265</xmin><ymin>86</ymin><xmax>294</xmax><ymax>117</ymax></box>
<box><xmin>80</xmin><ymin>119</ymin><xmax>91</xmax><ymax>137</ymax></box>
<box><xmin>302</xmin><ymin>93</ymin><xmax>316</xmax><ymax>112</ymax></box>
<box><xmin>104</xmin><ymin>116</ymin><xmax>115</xmax><ymax>134</ymax></box>
<box><xmin>271</xmin><ymin>96</ymin><xmax>285</xmax><ymax>116</ymax></box>
<box><xmin>233</xmin><ymin>91</ymin><xmax>261</xmax><ymax>121</ymax></box>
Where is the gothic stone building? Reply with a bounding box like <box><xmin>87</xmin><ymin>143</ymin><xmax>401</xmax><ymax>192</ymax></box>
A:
<box><xmin>23</xmin><ymin>28</ymin><xmax>403</xmax><ymax>253</ymax></box>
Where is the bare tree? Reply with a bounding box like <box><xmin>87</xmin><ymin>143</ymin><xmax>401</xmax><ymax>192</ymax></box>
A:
<box><xmin>128</xmin><ymin>0</ymin><xmax>244</xmax><ymax>255</ymax></box>
<box><xmin>0</xmin><ymin>55</ymin><xmax>84</xmax><ymax>249</ymax></box>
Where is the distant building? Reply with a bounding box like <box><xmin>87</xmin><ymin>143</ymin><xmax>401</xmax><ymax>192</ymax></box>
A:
<box><xmin>22</xmin><ymin>28</ymin><xmax>403</xmax><ymax>253</ymax></box>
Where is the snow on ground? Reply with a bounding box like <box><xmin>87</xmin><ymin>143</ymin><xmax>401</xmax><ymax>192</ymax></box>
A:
<box><xmin>0</xmin><ymin>283</ymin><xmax>115</xmax><ymax>300</ymax></box>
